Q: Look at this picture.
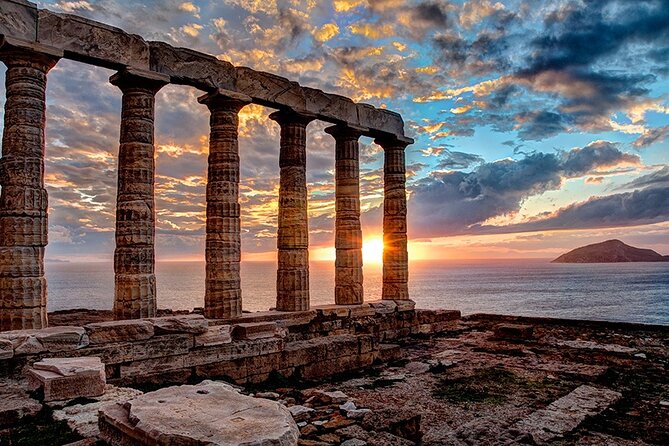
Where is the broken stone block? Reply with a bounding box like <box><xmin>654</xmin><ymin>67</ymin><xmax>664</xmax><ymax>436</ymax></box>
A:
<box><xmin>84</xmin><ymin>319</ymin><xmax>154</xmax><ymax>344</ymax></box>
<box><xmin>193</xmin><ymin>324</ymin><xmax>233</xmax><ymax>347</ymax></box>
<box><xmin>368</xmin><ymin>300</ymin><xmax>398</xmax><ymax>314</ymax></box>
<box><xmin>98</xmin><ymin>380</ymin><xmax>299</xmax><ymax>445</ymax></box>
<box><xmin>233</xmin><ymin>321</ymin><xmax>281</xmax><ymax>340</ymax></box>
<box><xmin>148</xmin><ymin>314</ymin><xmax>208</xmax><ymax>334</ymax></box>
<box><xmin>27</xmin><ymin>357</ymin><xmax>106</xmax><ymax>402</ymax></box>
<box><xmin>514</xmin><ymin>385</ymin><xmax>622</xmax><ymax>445</ymax></box>
<box><xmin>0</xmin><ymin>338</ymin><xmax>13</xmax><ymax>359</ymax></box>
<box><xmin>52</xmin><ymin>384</ymin><xmax>142</xmax><ymax>438</ymax></box>
<box><xmin>494</xmin><ymin>323</ymin><xmax>534</xmax><ymax>341</ymax></box>
<box><xmin>0</xmin><ymin>382</ymin><xmax>42</xmax><ymax>427</ymax></box>
<box><xmin>288</xmin><ymin>404</ymin><xmax>314</xmax><ymax>421</ymax></box>
<box><xmin>0</xmin><ymin>326</ymin><xmax>89</xmax><ymax>355</ymax></box>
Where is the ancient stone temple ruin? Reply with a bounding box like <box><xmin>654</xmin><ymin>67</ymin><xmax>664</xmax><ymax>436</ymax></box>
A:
<box><xmin>0</xmin><ymin>0</ymin><xmax>413</xmax><ymax>331</ymax></box>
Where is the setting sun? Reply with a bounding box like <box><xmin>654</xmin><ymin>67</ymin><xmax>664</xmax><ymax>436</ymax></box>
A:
<box><xmin>362</xmin><ymin>237</ymin><xmax>384</xmax><ymax>264</ymax></box>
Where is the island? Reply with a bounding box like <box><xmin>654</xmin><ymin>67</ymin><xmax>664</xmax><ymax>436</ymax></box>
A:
<box><xmin>552</xmin><ymin>239</ymin><xmax>669</xmax><ymax>263</ymax></box>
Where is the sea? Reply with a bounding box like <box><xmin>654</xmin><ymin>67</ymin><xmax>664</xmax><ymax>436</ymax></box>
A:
<box><xmin>45</xmin><ymin>260</ymin><xmax>669</xmax><ymax>325</ymax></box>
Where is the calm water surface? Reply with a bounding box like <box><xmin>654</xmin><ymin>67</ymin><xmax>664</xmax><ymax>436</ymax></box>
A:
<box><xmin>46</xmin><ymin>260</ymin><xmax>669</xmax><ymax>325</ymax></box>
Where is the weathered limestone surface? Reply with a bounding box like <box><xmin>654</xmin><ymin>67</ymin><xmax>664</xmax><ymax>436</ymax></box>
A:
<box><xmin>85</xmin><ymin>319</ymin><xmax>154</xmax><ymax>344</ymax></box>
<box><xmin>377</xmin><ymin>137</ymin><xmax>411</xmax><ymax>301</ymax></box>
<box><xmin>0</xmin><ymin>381</ymin><xmax>42</xmax><ymax>427</ymax></box>
<box><xmin>271</xmin><ymin>110</ymin><xmax>315</xmax><ymax>312</ymax></box>
<box><xmin>111</xmin><ymin>68</ymin><xmax>168</xmax><ymax>320</ymax></box>
<box><xmin>52</xmin><ymin>384</ymin><xmax>142</xmax><ymax>438</ymax></box>
<box><xmin>514</xmin><ymin>385</ymin><xmax>622</xmax><ymax>444</ymax></box>
<box><xmin>0</xmin><ymin>0</ymin><xmax>37</xmax><ymax>42</ymax></box>
<box><xmin>27</xmin><ymin>356</ymin><xmax>106</xmax><ymax>401</ymax></box>
<box><xmin>199</xmin><ymin>90</ymin><xmax>251</xmax><ymax>319</ymax></box>
<box><xmin>326</xmin><ymin>125</ymin><xmax>365</xmax><ymax>305</ymax></box>
<box><xmin>0</xmin><ymin>42</ymin><xmax>59</xmax><ymax>331</ymax></box>
<box><xmin>0</xmin><ymin>325</ymin><xmax>88</xmax><ymax>354</ymax></box>
<box><xmin>37</xmin><ymin>10</ymin><xmax>149</xmax><ymax>69</ymax></box>
<box><xmin>98</xmin><ymin>381</ymin><xmax>299</xmax><ymax>446</ymax></box>
<box><xmin>147</xmin><ymin>314</ymin><xmax>209</xmax><ymax>335</ymax></box>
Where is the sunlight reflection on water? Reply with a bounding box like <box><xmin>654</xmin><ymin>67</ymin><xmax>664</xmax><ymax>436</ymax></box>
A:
<box><xmin>46</xmin><ymin>259</ymin><xmax>669</xmax><ymax>325</ymax></box>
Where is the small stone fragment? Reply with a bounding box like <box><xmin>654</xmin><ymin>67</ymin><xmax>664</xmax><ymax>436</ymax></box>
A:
<box><xmin>289</xmin><ymin>404</ymin><xmax>315</xmax><ymax>421</ymax></box>
<box><xmin>340</xmin><ymin>401</ymin><xmax>357</xmax><ymax>411</ymax></box>
<box><xmin>341</xmin><ymin>439</ymin><xmax>367</xmax><ymax>446</ymax></box>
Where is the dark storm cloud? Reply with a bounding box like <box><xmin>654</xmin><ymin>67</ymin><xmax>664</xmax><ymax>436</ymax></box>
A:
<box><xmin>621</xmin><ymin>166</ymin><xmax>669</xmax><ymax>190</ymax></box>
<box><xmin>406</xmin><ymin>141</ymin><xmax>641</xmax><ymax>237</ymax></box>
<box><xmin>516</xmin><ymin>111</ymin><xmax>569</xmax><ymax>140</ymax></box>
<box><xmin>482</xmin><ymin>186</ymin><xmax>669</xmax><ymax>234</ymax></box>
<box><xmin>436</xmin><ymin>149</ymin><xmax>484</xmax><ymax>169</ymax></box>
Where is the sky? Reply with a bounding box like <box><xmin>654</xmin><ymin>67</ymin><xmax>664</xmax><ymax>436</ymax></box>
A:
<box><xmin>3</xmin><ymin>0</ymin><xmax>669</xmax><ymax>262</ymax></box>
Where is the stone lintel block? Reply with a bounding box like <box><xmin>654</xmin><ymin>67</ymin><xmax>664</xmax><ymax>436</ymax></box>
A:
<box><xmin>368</xmin><ymin>300</ymin><xmax>398</xmax><ymax>314</ymax></box>
<box><xmin>149</xmin><ymin>41</ymin><xmax>236</xmax><ymax>91</ymax></box>
<box><xmin>148</xmin><ymin>314</ymin><xmax>209</xmax><ymax>335</ymax></box>
<box><xmin>0</xmin><ymin>326</ymin><xmax>89</xmax><ymax>355</ymax></box>
<box><xmin>493</xmin><ymin>323</ymin><xmax>534</xmax><ymax>341</ymax></box>
<box><xmin>236</xmin><ymin>66</ymin><xmax>306</xmax><ymax>109</ymax></box>
<box><xmin>37</xmin><ymin>10</ymin><xmax>149</xmax><ymax>69</ymax></box>
<box><xmin>358</xmin><ymin>104</ymin><xmax>407</xmax><ymax>137</ymax></box>
<box><xmin>233</xmin><ymin>321</ymin><xmax>281</xmax><ymax>341</ymax></box>
<box><xmin>303</xmin><ymin>87</ymin><xmax>358</xmax><ymax>124</ymax></box>
<box><xmin>84</xmin><ymin>320</ymin><xmax>154</xmax><ymax>345</ymax></box>
<box><xmin>27</xmin><ymin>357</ymin><xmax>106</xmax><ymax>402</ymax></box>
<box><xmin>67</xmin><ymin>334</ymin><xmax>192</xmax><ymax>366</ymax></box>
<box><xmin>193</xmin><ymin>324</ymin><xmax>233</xmax><ymax>347</ymax></box>
<box><xmin>0</xmin><ymin>0</ymin><xmax>37</xmax><ymax>43</ymax></box>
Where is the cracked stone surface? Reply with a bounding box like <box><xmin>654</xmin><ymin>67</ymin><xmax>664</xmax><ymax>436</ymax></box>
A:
<box><xmin>99</xmin><ymin>380</ymin><xmax>299</xmax><ymax>445</ymax></box>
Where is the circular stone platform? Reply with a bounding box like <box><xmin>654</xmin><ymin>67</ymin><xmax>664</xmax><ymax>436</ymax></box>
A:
<box><xmin>98</xmin><ymin>380</ymin><xmax>299</xmax><ymax>445</ymax></box>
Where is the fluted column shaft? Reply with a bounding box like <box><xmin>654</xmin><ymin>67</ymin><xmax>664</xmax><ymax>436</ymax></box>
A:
<box><xmin>269</xmin><ymin>110</ymin><xmax>315</xmax><ymax>312</ymax></box>
<box><xmin>0</xmin><ymin>47</ymin><xmax>60</xmax><ymax>331</ymax></box>
<box><xmin>377</xmin><ymin>137</ymin><xmax>411</xmax><ymax>300</ymax></box>
<box><xmin>199</xmin><ymin>91</ymin><xmax>251</xmax><ymax>319</ymax></box>
<box><xmin>326</xmin><ymin>125</ymin><xmax>365</xmax><ymax>305</ymax></box>
<box><xmin>111</xmin><ymin>69</ymin><xmax>168</xmax><ymax>320</ymax></box>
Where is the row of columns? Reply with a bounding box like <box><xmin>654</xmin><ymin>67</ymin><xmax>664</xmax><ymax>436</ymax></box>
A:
<box><xmin>0</xmin><ymin>44</ymin><xmax>411</xmax><ymax>331</ymax></box>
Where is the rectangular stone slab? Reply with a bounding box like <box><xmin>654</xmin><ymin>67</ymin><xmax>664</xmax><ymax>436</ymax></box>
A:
<box><xmin>37</xmin><ymin>9</ymin><xmax>149</xmax><ymax>69</ymax></box>
<box><xmin>0</xmin><ymin>0</ymin><xmax>37</xmax><ymax>42</ymax></box>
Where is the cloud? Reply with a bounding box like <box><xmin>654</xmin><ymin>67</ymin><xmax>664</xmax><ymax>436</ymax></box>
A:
<box><xmin>406</xmin><ymin>141</ymin><xmax>642</xmax><ymax>237</ymax></box>
<box><xmin>633</xmin><ymin>125</ymin><xmax>669</xmax><ymax>148</ymax></box>
<box><xmin>621</xmin><ymin>166</ymin><xmax>669</xmax><ymax>190</ymax></box>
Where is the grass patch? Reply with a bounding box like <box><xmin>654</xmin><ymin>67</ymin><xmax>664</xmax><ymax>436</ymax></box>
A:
<box><xmin>433</xmin><ymin>367</ymin><xmax>536</xmax><ymax>405</ymax></box>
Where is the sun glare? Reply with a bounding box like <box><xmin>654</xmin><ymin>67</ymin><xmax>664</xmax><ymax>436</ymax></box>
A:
<box><xmin>362</xmin><ymin>237</ymin><xmax>384</xmax><ymax>263</ymax></box>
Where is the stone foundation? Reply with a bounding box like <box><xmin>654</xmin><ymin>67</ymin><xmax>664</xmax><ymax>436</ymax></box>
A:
<box><xmin>0</xmin><ymin>303</ymin><xmax>460</xmax><ymax>387</ymax></box>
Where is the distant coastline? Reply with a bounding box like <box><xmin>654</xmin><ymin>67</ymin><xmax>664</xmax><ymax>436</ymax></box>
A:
<box><xmin>552</xmin><ymin>239</ymin><xmax>669</xmax><ymax>263</ymax></box>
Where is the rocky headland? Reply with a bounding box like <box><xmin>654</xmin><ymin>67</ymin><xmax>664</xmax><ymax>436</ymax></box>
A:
<box><xmin>552</xmin><ymin>239</ymin><xmax>669</xmax><ymax>263</ymax></box>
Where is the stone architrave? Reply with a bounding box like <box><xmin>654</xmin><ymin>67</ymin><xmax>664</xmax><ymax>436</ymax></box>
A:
<box><xmin>325</xmin><ymin>124</ymin><xmax>366</xmax><ymax>305</ymax></box>
<box><xmin>198</xmin><ymin>90</ymin><xmax>251</xmax><ymax>319</ymax></box>
<box><xmin>269</xmin><ymin>109</ymin><xmax>316</xmax><ymax>312</ymax></box>
<box><xmin>0</xmin><ymin>42</ymin><xmax>61</xmax><ymax>331</ymax></box>
<box><xmin>110</xmin><ymin>68</ymin><xmax>169</xmax><ymax>320</ymax></box>
<box><xmin>376</xmin><ymin>136</ymin><xmax>412</xmax><ymax>301</ymax></box>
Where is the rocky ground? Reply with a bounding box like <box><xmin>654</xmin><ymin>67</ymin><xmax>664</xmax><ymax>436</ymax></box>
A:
<box><xmin>1</xmin><ymin>314</ymin><xmax>667</xmax><ymax>445</ymax></box>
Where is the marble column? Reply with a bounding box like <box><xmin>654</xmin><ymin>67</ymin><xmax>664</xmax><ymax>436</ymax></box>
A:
<box><xmin>325</xmin><ymin>124</ymin><xmax>366</xmax><ymax>305</ymax></box>
<box><xmin>110</xmin><ymin>69</ymin><xmax>169</xmax><ymax>320</ymax></box>
<box><xmin>269</xmin><ymin>109</ymin><xmax>315</xmax><ymax>312</ymax></box>
<box><xmin>0</xmin><ymin>45</ymin><xmax>60</xmax><ymax>331</ymax></box>
<box><xmin>198</xmin><ymin>90</ymin><xmax>251</xmax><ymax>319</ymax></box>
<box><xmin>376</xmin><ymin>136</ymin><xmax>412</xmax><ymax>301</ymax></box>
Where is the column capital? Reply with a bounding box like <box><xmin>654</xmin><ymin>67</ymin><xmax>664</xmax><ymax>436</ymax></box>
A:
<box><xmin>198</xmin><ymin>89</ymin><xmax>252</xmax><ymax>112</ymax></box>
<box><xmin>268</xmin><ymin>108</ymin><xmax>317</xmax><ymax>126</ymax></box>
<box><xmin>374</xmin><ymin>134</ymin><xmax>414</xmax><ymax>150</ymax></box>
<box><xmin>324</xmin><ymin>123</ymin><xmax>368</xmax><ymax>140</ymax></box>
<box><xmin>0</xmin><ymin>37</ymin><xmax>62</xmax><ymax>70</ymax></box>
<box><xmin>110</xmin><ymin>68</ymin><xmax>170</xmax><ymax>93</ymax></box>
